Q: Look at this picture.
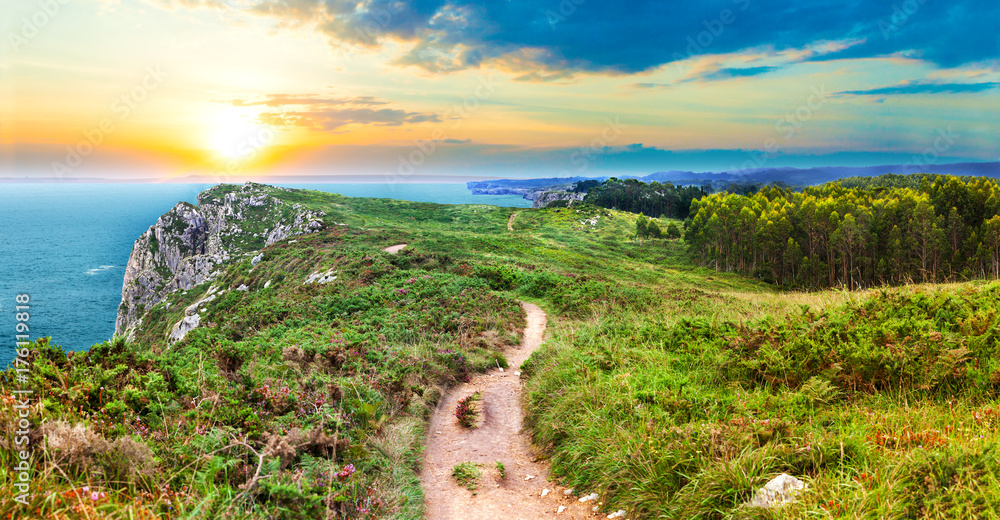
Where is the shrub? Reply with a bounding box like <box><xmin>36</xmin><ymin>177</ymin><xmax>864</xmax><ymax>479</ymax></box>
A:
<box><xmin>455</xmin><ymin>393</ymin><xmax>481</xmax><ymax>428</ymax></box>
<box><xmin>452</xmin><ymin>462</ymin><xmax>482</xmax><ymax>490</ymax></box>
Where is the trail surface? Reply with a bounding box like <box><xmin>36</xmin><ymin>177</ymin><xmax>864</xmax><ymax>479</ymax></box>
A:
<box><xmin>383</xmin><ymin>243</ymin><xmax>407</xmax><ymax>254</ymax></box>
<box><xmin>507</xmin><ymin>212</ymin><xmax>518</xmax><ymax>231</ymax></box>
<box><xmin>421</xmin><ymin>302</ymin><xmax>600</xmax><ymax>520</ymax></box>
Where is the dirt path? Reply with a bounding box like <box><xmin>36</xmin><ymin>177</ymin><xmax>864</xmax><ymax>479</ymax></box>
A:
<box><xmin>383</xmin><ymin>243</ymin><xmax>407</xmax><ymax>254</ymax></box>
<box><xmin>421</xmin><ymin>302</ymin><xmax>601</xmax><ymax>520</ymax></box>
<box><xmin>507</xmin><ymin>212</ymin><xmax>518</xmax><ymax>231</ymax></box>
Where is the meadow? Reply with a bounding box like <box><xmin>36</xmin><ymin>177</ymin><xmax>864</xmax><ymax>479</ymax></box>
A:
<box><xmin>2</xmin><ymin>182</ymin><xmax>999</xmax><ymax>519</ymax></box>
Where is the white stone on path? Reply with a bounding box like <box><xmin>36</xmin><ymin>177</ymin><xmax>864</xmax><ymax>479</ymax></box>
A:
<box><xmin>579</xmin><ymin>493</ymin><xmax>599</xmax><ymax>502</ymax></box>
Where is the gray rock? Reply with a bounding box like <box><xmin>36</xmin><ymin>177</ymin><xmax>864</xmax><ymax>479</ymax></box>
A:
<box><xmin>531</xmin><ymin>191</ymin><xmax>585</xmax><ymax>209</ymax></box>
<box><xmin>748</xmin><ymin>473</ymin><xmax>806</xmax><ymax>509</ymax></box>
<box><xmin>168</xmin><ymin>314</ymin><xmax>200</xmax><ymax>343</ymax></box>
<box><xmin>116</xmin><ymin>183</ymin><xmax>325</xmax><ymax>339</ymax></box>
<box><xmin>251</xmin><ymin>252</ymin><xmax>264</xmax><ymax>267</ymax></box>
<box><xmin>304</xmin><ymin>268</ymin><xmax>338</xmax><ymax>284</ymax></box>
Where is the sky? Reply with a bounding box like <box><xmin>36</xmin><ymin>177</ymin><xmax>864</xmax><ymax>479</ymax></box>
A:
<box><xmin>1</xmin><ymin>0</ymin><xmax>998</xmax><ymax>182</ymax></box>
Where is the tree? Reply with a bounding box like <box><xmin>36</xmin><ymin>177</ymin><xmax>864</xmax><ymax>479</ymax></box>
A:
<box><xmin>636</xmin><ymin>215</ymin><xmax>649</xmax><ymax>243</ymax></box>
<box><xmin>647</xmin><ymin>220</ymin><xmax>662</xmax><ymax>239</ymax></box>
<box><xmin>665</xmin><ymin>223</ymin><xmax>682</xmax><ymax>239</ymax></box>
<box><xmin>684</xmin><ymin>174</ymin><xmax>1000</xmax><ymax>289</ymax></box>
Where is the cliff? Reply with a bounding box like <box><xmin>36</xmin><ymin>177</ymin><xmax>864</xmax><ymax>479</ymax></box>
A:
<box><xmin>531</xmin><ymin>191</ymin><xmax>585</xmax><ymax>208</ymax></box>
<box><xmin>115</xmin><ymin>182</ymin><xmax>325</xmax><ymax>339</ymax></box>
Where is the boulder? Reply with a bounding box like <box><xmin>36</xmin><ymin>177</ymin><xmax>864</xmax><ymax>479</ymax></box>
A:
<box><xmin>748</xmin><ymin>473</ymin><xmax>806</xmax><ymax>508</ymax></box>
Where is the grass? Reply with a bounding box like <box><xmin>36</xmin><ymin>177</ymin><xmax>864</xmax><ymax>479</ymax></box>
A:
<box><xmin>4</xmin><ymin>183</ymin><xmax>1000</xmax><ymax>519</ymax></box>
<box><xmin>495</xmin><ymin>461</ymin><xmax>505</xmax><ymax>480</ymax></box>
<box><xmin>451</xmin><ymin>462</ymin><xmax>481</xmax><ymax>491</ymax></box>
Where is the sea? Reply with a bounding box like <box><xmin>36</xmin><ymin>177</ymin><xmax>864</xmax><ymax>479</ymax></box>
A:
<box><xmin>0</xmin><ymin>182</ymin><xmax>529</xmax><ymax>366</ymax></box>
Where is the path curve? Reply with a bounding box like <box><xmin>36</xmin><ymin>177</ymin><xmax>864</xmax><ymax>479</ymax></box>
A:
<box><xmin>383</xmin><ymin>243</ymin><xmax>407</xmax><ymax>254</ymax></box>
<box><xmin>421</xmin><ymin>302</ymin><xmax>600</xmax><ymax>520</ymax></box>
<box><xmin>507</xmin><ymin>212</ymin><xmax>518</xmax><ymax>232</ymax></box>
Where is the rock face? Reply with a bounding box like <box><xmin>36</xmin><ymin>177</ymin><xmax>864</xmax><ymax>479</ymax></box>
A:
<box><xmin>531</xmin><ymin>191</ymin><xmax>585</xmax><ymax>208</ymax></box>
<box><xmin>116</xmin><ymin>183</ymin><xmax>325</xmax><ymax>339</ymax></box>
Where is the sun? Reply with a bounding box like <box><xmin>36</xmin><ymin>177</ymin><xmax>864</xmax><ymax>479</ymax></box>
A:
<box><xmin>209</xmin><ymin>113</ymin><xmax>274</xmax><ymax>162</ymax></box>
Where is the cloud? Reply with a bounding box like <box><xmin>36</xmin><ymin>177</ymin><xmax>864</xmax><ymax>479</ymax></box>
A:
<box><xmin>259</xmin><ymin>107</ymin><xmax>440</xmax><ymax>130</ymax></box>
<box><xmin>701</xmin><ymin>65</ymin><xmax>776</xmax><ymax>80</ymax></box>
<box><xmin>838</xmin><ymin>81</ymin><xmax>1000</xmax><ymax>96</ymax></box>
<box><xmin>216</xmin><ymin>0</ymin><xmax>998</xmax><ymax>78</ymax></box>
<box><xmin>220</xmin><ymin>92</ymin><xmax>438</xmax><ymax>131</ymax></box>
<box><xmin>227</xmin><ymin>94</ymin><xmax>386</xmax><ymax>107</ymax></box>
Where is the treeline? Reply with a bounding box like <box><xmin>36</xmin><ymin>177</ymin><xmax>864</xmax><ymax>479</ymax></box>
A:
<box><xmin>582</xmin><ymin>178</ymin><xmax>710</xmax><ymax>219</ymax></box>
<box><xmin>685</xmin><ymin>174</ymin><xmax>1000</xmax><ymax>288</ymax></box>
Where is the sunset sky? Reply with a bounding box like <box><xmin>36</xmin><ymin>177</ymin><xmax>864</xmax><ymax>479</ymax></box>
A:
<box><xmin>1</xmin><ymin>0</ymin><xmax>998</xmax><ymax>182</ymax></box>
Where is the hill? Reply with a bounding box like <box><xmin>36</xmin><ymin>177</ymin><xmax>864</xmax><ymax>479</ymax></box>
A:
<box><xmin>4</xmin><ymin>181</ymin><xmax>1000</xmax><ymax>519</ymax></box>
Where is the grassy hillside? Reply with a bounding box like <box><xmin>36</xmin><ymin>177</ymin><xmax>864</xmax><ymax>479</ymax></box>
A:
<box><xmin>3</xmin><ymin>184</ymin><xmax>998</xmax><ymax>519</ymax></box>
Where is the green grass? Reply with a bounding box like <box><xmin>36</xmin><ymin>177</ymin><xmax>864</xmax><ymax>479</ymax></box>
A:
<box><xmin>5</xmin><ymin>183</ymin><xmax>1000</xmax><ymax>519</ymax></box>
<box><xmin>451</xmin><ymin>462</ymin><xmax>482</xmax><ymax>491</ymax></box>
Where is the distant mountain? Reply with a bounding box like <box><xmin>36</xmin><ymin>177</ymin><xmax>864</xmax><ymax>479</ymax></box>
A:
<box><xmin>468</xmin><ymin>162</ymin><xmax>1000</xmax><ymax>194</ymax></box>
<box><xmin>641</xmin><ymin>162</ymin><xmax>1000</xmax><ymax>186</ymax></box>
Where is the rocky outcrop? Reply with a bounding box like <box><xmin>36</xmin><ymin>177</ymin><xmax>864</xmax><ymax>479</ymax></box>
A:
<box><xmin>468</xmin><ymin>186</ymin><xmax>530</xmax><ymax>196</ymax></box>
<box><xmin>116</xmin><ymin>182</ymin><xmax>325</xmax><ymax>339</ymax></box>
<box><xmin>531</xmin><ymin>191</ymin><xmax>585</xmax><ymax>208</ymax></box>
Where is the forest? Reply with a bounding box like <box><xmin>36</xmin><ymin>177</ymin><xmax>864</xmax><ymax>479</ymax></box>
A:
<box><xmin>580</xmin><ymin>178</ymin><xmax>710</xmax><ymax>219</ymax></box>
<box><xmin>685</xmin><ymin>174</ymin><xmax>1000</xmax><ymax>287</ymax></box>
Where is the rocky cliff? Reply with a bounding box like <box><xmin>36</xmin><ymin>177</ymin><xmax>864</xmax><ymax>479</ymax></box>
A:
<box><xmin>531</xmin><ymin>191</ymin><xmax>585</xmax><ymax>208</ymax></box>
<box><xmin>115</xmin><ymin>183</ymin><xmax>325</xmax><ymax>339</ymax></box>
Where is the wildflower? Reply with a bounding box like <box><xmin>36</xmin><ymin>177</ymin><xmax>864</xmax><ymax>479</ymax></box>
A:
<box><xmin>338</xmin><ymin>464</ymin><xmax>356</xmax><ymax>480</ymax></box>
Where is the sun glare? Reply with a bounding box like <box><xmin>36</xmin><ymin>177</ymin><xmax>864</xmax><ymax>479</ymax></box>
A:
<box><xmin>210</xmin><ymin>114</ymin><xmax>274</xmax><ymax>162</ymax></box>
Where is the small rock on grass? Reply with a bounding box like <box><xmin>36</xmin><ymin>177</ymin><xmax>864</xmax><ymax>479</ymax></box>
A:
<box><xmin>607</xmin><ymin>511</ymin><xmax>626</xmax><ymax>519</ymax></box>
<box><xmin>748</xmin><ymin>473</ymin><xmax>807</xmax><ymax>508</ymax></box>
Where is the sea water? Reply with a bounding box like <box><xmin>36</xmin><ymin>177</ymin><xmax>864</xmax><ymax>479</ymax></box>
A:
<box><xmin>0</xmin><ymin>182</ymin><xmax>528</xmax><ymax>366</ymax></box>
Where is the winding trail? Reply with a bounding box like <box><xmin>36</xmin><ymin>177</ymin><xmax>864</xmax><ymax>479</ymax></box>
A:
<box><xmin>421</xmin><ymin>302</ymin><xmax>600</xmax><ymax>520</ymax></box>
<box><xmin>507</xmin><ymin>212</ymin><xmax>518</xmax><ymax>232</ymax></box>
<box><xmin>383</xmin><ymin>243</ymin><xmax>407</xmax><ymax>254</ymax></box>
